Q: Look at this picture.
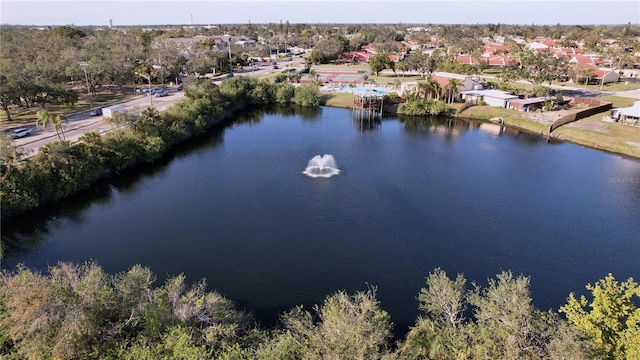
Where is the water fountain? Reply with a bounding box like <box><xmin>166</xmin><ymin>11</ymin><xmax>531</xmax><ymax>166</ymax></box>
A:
<box><xmin>302</xmin><ymin>154</ymin><xmax>340</xmax><ymax>178</ymax></box>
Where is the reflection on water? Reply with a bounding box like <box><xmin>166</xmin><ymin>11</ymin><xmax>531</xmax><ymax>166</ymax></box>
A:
<box><xmin>1</xmin><ymin>106</ymin><xmax>639</xmax><ymax>338</ymax></box>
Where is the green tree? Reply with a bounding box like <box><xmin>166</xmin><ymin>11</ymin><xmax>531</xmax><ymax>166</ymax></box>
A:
<box><xmin>0</xmin><ymin>70</ymin><xmax>22</xmax><ymax>121</ymax></box>
<box><xmin>294</xmin><ymin>84</ymin><xmax>320</xmax><ymax>107</ymax></box>
<box><xmin>400</xmin><ymin>268</ymin><xmax>468</xmax><ymax>359</ymax></box>
<box><xmin>560</xmin><ymin>274</ymin><xmax>640</xmax><ymax>360</ymax></box>
<box><xmin>309</xmin><ymin>38</ymin><xmax>344</xmax><ymax>64</ymax></box>
<box><xmin>36</xmin><ymin>109</ymin><xmax>55</xmax><ymax>133</ymax></box>
<box><xmin>53</xmin><ymin>114</ymin><xmax>68</xmax><ymax>140</ymax></box>
<box><xmin>275</xmin><ymin>83</ymin><xmax>295</xmax><ymax>104</ymax></box>
<box><xmin>425</xmin><ymin>78</ymin><xmax>441</xmax><ymax>101</ymax></box>
<box><xmin>467</xmin><ymin>271</ymin><xmax>542</xmax><ymax>359</ymax></box>
<box><xmin>519</xmin><ymin>50</ymin><xmax>567</xmax><ymax>86</ymax></box>
<box><xmin>444</xmin><ymin>79</ymin><xmax>462</xmax><ymax>104</ymax></box>
<box><xmin>258</xmin><ymin>289</ymin><xmax>394</xmax><ymax>359</ymax></box>
<box><xmin>37</xmin><ymin>110</ymin><xmax>68</xmax><ymax>140</ymax></box>
<box><xmin>0</xmin><ymin>262</ymin><xmax>115</xmax><ymax>359</ymax></box>
<box><xmin>401</xmin><ymin>270</ymin><xmax>587</xmax><ymax>359</ymax></box>
<box><xmin>368</xmin><ymin>53</ymin><xmax>395</xmax><ymax>76</ymax></box>
<box><xmin>418</xmin><ymin>268</ymin><xmax>466</xmax><ymax>328</ymax></box>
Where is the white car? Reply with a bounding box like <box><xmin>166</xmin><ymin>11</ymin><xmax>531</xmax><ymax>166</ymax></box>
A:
<box><xmin>11</xmin><ymin>128</ymin><xmax>31</xmax><ymax>139</ymax></box>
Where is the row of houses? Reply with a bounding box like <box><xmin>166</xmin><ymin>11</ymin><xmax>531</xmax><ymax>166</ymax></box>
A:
<box><xmin>337</xmin><ymin>37</ymin><xmax>625</xmax><ymax>84</ymax></box>
<box><xmin>398</xmin><ymin>72</ymin><xmax>554</xmax><ymax>112</ymax></box>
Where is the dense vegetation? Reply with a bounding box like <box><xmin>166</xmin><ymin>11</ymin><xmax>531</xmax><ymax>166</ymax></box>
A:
<box><xmin>2</xmin><ymin>23</ymin><xmax>639</xmax><ymax>359</ymax></box>
<box><xmin>0</xmin><ymin>77</ymin><xmax>315</xmax><ymax>219</ymax></box>
<box><xmin>2</xmin><ymin>22</ymin><xmax>637</xmax><ymax>120</ymax></box>
<box><xmin>1</xmin><ymin>263</ymin><xmax>637</xmax><ymax>359</ymax></box>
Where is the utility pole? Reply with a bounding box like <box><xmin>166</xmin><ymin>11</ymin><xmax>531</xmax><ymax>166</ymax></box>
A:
<box><xmin>228</xmin><ymin>40</ymin><xmax>233</xmax><ymax>76</ymax></box>
<box><xmin>135</xmin><ymin>72</ymin><xmax>153</xmax><ymax>107</ymax></box>
<box><xmin>79</xmin><ymin>62</ymin><xmax>93</xmax><ymax>108</ymax></box>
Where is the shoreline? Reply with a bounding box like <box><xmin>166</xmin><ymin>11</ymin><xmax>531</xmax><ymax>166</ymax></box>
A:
<box><xmin>320</xmin><ymin>94</ymin><xmax>640</xmax><ymax>160</ymax></box>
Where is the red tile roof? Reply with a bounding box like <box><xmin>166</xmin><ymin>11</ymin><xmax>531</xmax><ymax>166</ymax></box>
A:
<box><xmin>482</xmin><ymin>44</ymin><xmax>512</xmax><ymax>54</ymax></box>
<box><xmin>570</xmin><ymin>54</ymin><xmax>596</xmax><ymax>66</ymax></box>
<box><xmin>485</xmin><ymin>55</ymin><xmax>519</xmax><ymax>66</ymax></box>
<box><xmin>455</xmin><ymin>55</ymin><xmax>481</xmax><ymax>65</ymax></box>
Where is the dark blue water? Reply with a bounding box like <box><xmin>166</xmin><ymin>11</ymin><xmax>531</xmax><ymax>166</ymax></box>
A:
<box><xmin>3</xmin><ymin>106</ymin><xmax>640</xmax><ymax>334</ymax></box>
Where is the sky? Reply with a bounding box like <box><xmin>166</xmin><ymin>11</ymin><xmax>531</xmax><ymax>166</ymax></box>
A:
<box><xmin>1</xmin><ymin>0</ymin><xmax>639</xmax><ymax>26</ymax></box>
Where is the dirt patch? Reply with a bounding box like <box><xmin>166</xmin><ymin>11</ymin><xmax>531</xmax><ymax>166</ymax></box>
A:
<box><xmin>563</xmin><ymin>117</ymin><xmax>608</xmax><ymax>133</ymax></box>
<box><xmin>520</xmin><ymin>109</ymin><xmax>572</xmax><ymax>127</ymax></box>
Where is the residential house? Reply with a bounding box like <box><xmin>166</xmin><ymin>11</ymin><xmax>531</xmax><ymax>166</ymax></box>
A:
<box><xmin>508</xmin><ymin>97</ymin><xmax>550</xmax><ymax>112</ymax></box>
<box><xmin>458</xmin><ymin>89</ymin><xmax>519</xmax><ymax>108</ymax></box>
<box><xmin>606</xmin><ymin>101</ymin><xmax>640</xmax><ymax>126</ymax></box>
<box><xmin>455</xmin><ymin>55</ymin><xmax>482</xmax><ymax>66</ymax></box>
<box><xmin>569</xmin><ymin>54</ymin><xmax>620</xmax><ymax>84</ymax></box>
<box><xmin>528</xmin><ymin>42</ymin><xmax>549</xmax><ymax>51</ymax></box>
<box><xmin>400</xmin><ymin>72</ymin><xmax>482</xmax><ymax>98</ymax></box>
<box><xmin>484</xmin><ymin>54</ymin><xmax>519</xmax><ymax>67</ymax></box>
<box><xmin>482</xmin><ymin>43</ymin><xmax>512</xmax><ymax>55</ymax></box>
<box><xmin>432</xmin><ymin>72</ymin><xmax>483</xmax><ymax>91</ymax></box>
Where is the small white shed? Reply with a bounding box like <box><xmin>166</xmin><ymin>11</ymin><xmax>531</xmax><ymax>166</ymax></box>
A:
<box><xmin>102</xmin><ymin>105</ymin><xmax>126</xmax><ymax>119</ymax></box>
<box><xmin>459</xmin><ymin>89</ymin><xmax>518</xmax><ymax>108</ymax></box>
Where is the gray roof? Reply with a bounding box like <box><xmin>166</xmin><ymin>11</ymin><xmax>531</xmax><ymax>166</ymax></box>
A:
<box><xmin>459</xmin><ymin>89</ymin><xmax>518</xmax><ymax>99</ymax></box>
<box><xmin>509</xmin><ymin>97</ymin><xmax>549</xmax><ymax>105</ymax></box>
<box><xmin>355</xmin><ymin>90</ymin><xmax>383</xmax><ymax>98</ymax></box>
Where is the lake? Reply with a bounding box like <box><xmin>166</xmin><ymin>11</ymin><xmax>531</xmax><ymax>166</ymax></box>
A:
<box><xmin>3</xmin><ymin>106</ymin><xmax>639</xmax><ymax>335</ymax></box>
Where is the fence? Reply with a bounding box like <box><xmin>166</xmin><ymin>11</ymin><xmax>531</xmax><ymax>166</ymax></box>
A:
<box><xmin>549</xmin><ymin>98</ymin><xmax>612</xmax><ymax>133</ymax></box>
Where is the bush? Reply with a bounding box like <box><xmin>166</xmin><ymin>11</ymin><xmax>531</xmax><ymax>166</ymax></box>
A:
<box><xmin>398</xmin><ymin>98</ymin><xmax>451</xmax><ymax>116</ymax></box>
<box><xmin>294</xmin><ymin>84</ymin><xmax>320</xmax><ymax>107</ymax></box>
<box><xmin>275</xmin><ymin>83</ymin><xmax>295</xmax><ymax>104</ymax></box>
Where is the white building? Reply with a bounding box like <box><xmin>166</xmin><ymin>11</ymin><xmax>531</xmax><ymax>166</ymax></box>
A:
<box><xmin>458</xmin><ymin>89</ymin><xmax>519</xmax><ymax>108</ymax></box>
<box><xmin>606</xmin><ymin>101</ymin><xmax>640</xmax><ymax>126</ymax></box>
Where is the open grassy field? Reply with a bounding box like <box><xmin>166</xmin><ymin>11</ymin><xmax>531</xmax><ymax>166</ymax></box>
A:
<box><xmin>551</xmin><ymin>80</ymin><xmax>640</xmax><ymax>92</ymax></box>
<box><xmin>320</xmin><ymin>92</ymin><xmax>355</xmax><ymax>108</ymax></box>
<box><xmin>597</xmin><ymin>95</ymin><xmax>637</xmax><ymax>108</ymax></box>
<box><xmin>458</xmin><ymin>105</ymin><xmax>550</xmax><ymax>134</ymax></box>
<box><xmin>553</xmin><ymin>112</ymin><xmax>640</xmax><ymax>158</ymax></box>
<box><xmin>0</xmin><ymin>89</ymin><xmax>135</xmax><ymax>131</ymax></box>
<box><xmin>455</xmin><ymin>102</ymin><xmax>640</xmax><ymax>158</ymax></box>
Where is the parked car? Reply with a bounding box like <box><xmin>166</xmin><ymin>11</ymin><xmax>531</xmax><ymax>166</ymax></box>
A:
<box><xmin>155</xmin><ymin>90</ymin><xmax>169</xmax><ymax>97</ymax></box>
<box><xmin>89</xmin><ymin>108</ymin><xmax>103</xmax><ymax>116</ymax></box>
<box><xmin>177</xmin><ymin>85</ymin><xmax>183</xmax><ymax>91</ymax></box>
<box><xmin>11</xmin><ymin>128</ymin><xmax>31</xmax><ymax>139</ymax></box>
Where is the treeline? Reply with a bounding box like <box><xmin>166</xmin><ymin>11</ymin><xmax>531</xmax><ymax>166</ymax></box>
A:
<box><xmin>0</xmin><ymin>78</ymin><xmax>319</xmax><ymax>220</ymax></box>
<box><xmin>0</xmin><ymin>263</ymin><xmax>637</xmax><ymax>359</ymax></box>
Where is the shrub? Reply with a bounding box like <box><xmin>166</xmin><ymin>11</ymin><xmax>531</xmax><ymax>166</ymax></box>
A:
<box><xmin>398</xmin><ymin>98</ymin><xmax>451</xmax><ymax>116</ymax></box>
<box><xmin>294</xmin><ymin>84</ymin><xmax>320</xmax><ymax>107</ymax></box>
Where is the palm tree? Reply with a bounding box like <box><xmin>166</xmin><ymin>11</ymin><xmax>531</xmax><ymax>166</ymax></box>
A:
<box><xmin>308</xmin><ymin>69</ymin><xmax>322</xmax><ymax>88</ymax></box>
<box><xmin>36</xmin><ymin>109</ymin><xmax>55</xmax><ymax>132</ymax></box>
<box><xmin>36</xmin><ymin>110</ymin><xmax>66</xmax><ymax>140</ymax></box>
<box><xmin>414</xmin><ymin>81</ymin><xmax>430</xmax><ymax>99</ymax></box>
<box><xmin>445</xmin><ymin>79</ymin><xmax>463</xmax><ymax>104</ymax></box>
<box><xmin>53</xmin><ymin>115</ymin><xmax>67</xmax><ymax>140</ymax></box>
<box><xmin>425</xmin><ymin>78</ymin><xmax>441</xmax><ymax>100</ymax></box>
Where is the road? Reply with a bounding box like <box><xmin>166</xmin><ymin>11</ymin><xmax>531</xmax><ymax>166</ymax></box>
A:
<box><xmin>10</xmin><ymin>57</ymin><xmax>301</xmax><ymax>157</ymax></box>
<box><xmin>12</xmin><ymin>88</ymin><xmax>186</xmax><ymax>157</ymax></box>
<box><xmin>12</xmin><ymin>57</ymin><xmax>307</xmax><ymax>157</ymax></box>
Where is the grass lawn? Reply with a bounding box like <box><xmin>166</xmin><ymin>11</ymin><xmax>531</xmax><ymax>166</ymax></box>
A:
<box><xmin>368</xmin><ymin>73</ymin><xmax>423</xmax><ymax>89</ymax></box>
<box><xmin>0</xmin><ymin>89</ymin><xmax>134</xmax><ymax>131</ymax></box>
<box><xmin>320</xmin><ymin>93</ymin><xmax>355</xmax><ymax>108</ymax></box>
<box><xmin>553</xmin><ymin>112</ymin><xmax>640</xmax><ymax>158</ymax></box>
<box><xmin>597</xmin><ymin>95</ymin><xmax>637</xmax><ymax>108</ymax></box>
<box><xmin>458</xmin><ymin>105</ymin><xmax>549</xmax><ymax>134</ymax></box>
<box><xmin>551</xmin><ymin>80</ymin><xmax>640</xmax><ymax>92</ymax></box>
